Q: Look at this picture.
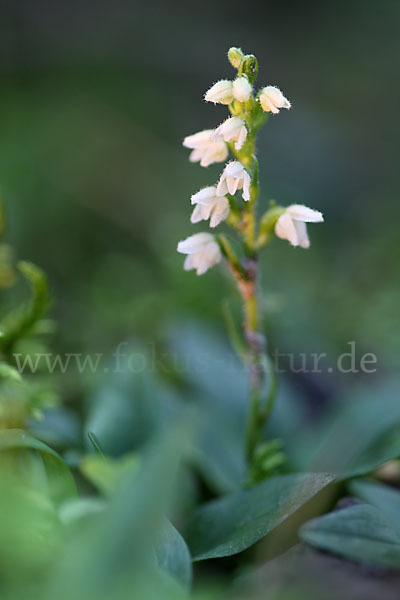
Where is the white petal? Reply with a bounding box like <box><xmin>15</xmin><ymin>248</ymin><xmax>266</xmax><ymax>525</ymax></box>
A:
<box><xmin>232</xmin><ymin>77</ymin><xmax>252</xmax><ymax>102</ymax></box>
<box><xmin>225</xmin><ymin>161</ymin><xmax>244</xmax><ymax>178</ymax></box>
<box><xmin>190</xmin><ymin>204</ymin><xmax>203</xmax><ymax>223</ymax></box>
<box><xmin>190</xmin><ymin>204</ymin><xmax>213</xmax><ymax>224</ymax></box>
<box><xmin>183</xmin><ymin>254</ymin><xmax>195</xmax><ymax>271</ymax></box>
<box><xmin>183</xmin><ymin>130</ymin><xmax>213</xmax><ymax>149</ymax></box>
<box><xmin>213</xmin><ymin>117</ymin><xmax>243</xmax><ymax>143</ymax></box>
<box><xmin>210</xmin><ymin>197</ymin><xmax>230</xmax><ymax>228</ymax></box>
<box><xmin>293</xmin><ymin>220</ymin><xmax>310</xmax><ymax>248</ymax></box>
<box><xmin>275</xmin><ymin>214</ymin><xmax>299</xmax><ymax>246</ymax></box>
<box><xmin>242</xmin><ymin>170</ymin><xmax>251</xmax><ymax>201</ymax></box>
<box><xmin>191</xmin><ymin>186</ymin><xmax>218</xmax><ymax>206</ymax></box>
<box><xmin>259</xmin><ymin>86</ymin><xmax>291</xmax><ymax>114</ymax></box>
<box><xmin>194</xmin><ymin>242</ymin><xmax>221</xmax><ymax>275</ymax></box>
<box><xmin>259</xmin><ymin>94</ymin><xmax>279</xmax><ymax>113</ymax></box>
<box><xmin>202</xmin><ymin>242</ymin><xmax>222</xmax><ymax>270</ymax></box>
<box><xmin>286</xmin><ymin>204</ymin><xmax>324</xmax><ymax>223</ymax></box>
<box><xmin>189</xmin><ymin>148</ymin><xmax>203</xmax><ymax>163</ymax></box>
<box><xmin>216</xmin><ymin>176</ymin><xmax>228</xmax><ymax>197</ymax></box>
<box><xmin>194</xmin><ymin>256</ymin><xmax>209</xmax><ymax>276</ymax></box>
<box><xmin>235</xmin><ymin>125</ymin><xmax>247</xmax><ymax>150</ymax></box>
<box><xmin>227</xmin><ymin>175</ymin><xmax>239</xmax><ymax>195</ymax></box>
<box><xmin>204</xmin><ymin>80</ymin><xmax>234</xmax><ymax>105</ymax></box>
<box><xmin>200</xmin><ymin>141</ymin><xmax>228</xmax><ymax>167</ymax></box>
<box><xmin>177</xmin><ymin>232</ymin><xmax>214</xmax><ymax>254</ymax></box>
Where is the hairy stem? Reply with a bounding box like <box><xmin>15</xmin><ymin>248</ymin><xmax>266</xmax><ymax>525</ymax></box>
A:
<box><xmin>239</xmin><ymin>260</ymin><xmax>266</xmax><ymax>464</ymax></box>
<box><xmin>229</xmin><ymin>131</ymin><xmax>277</xmax><ymax>480</ymax></box>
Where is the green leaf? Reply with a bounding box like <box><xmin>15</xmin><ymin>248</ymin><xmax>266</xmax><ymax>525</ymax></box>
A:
<box><xmin>186</xmin><ymin>472</ymin><xmax>335</xmax><ymax>560</ymax></box>
<box><xmin>155</xmin><ymin>520</ymin><xmax>192</xmax><ymax>589</ymax></box>
<box><xmin>291</xmin><ymin>379</ymin><xmax>400</xmax><ymax>479</ymax></box>
<box><xmin>300</xmin><ymin>504</ymin><xmax>400</xmax><ymax>569</ymax></box>
<box><xmin>0</xmin><ymin>428</ymin><xmax>76</xmax><ymax>503</ymax></box>
<box><xmin>350</xmin><ymin>479</ymin><xmax>400</xmax><ymax>532</ymax></box>
<box><xmin>51</xmin><ymin>423</ymin><xmax>190</xmax><ymax>598</ymax></box>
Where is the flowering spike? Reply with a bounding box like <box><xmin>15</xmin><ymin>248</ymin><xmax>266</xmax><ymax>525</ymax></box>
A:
<box><xmin>178</xmin><ymin>48</ymin><xmax>324</xmax><ymax>477</ymax></box>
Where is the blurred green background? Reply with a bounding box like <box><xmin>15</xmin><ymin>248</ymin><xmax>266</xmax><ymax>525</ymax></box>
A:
<box><xmin>0</xmin><ymin>0</ymin><xmax>399</xmax><ymax>418</ymax></box>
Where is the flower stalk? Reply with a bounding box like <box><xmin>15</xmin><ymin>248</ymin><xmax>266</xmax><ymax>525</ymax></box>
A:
<box><xmin>178</xmin><ymin>47</ymin><xmax>324</xmax><ymax>484</ymax></box>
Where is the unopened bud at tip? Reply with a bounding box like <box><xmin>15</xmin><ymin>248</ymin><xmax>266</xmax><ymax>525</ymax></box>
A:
<box><xmin>242</xmin><ymin>54</ymin><xmax>258</xmax><ymax>82</ymax></box>
<box><xmin>228</xmin><ymin>47</ymin><xmax>244</xmax><ymax>69</ymax></box>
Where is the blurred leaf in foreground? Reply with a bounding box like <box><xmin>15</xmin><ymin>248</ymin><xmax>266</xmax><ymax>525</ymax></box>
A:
<box><xmin>0</xmin><ymin>428</ymin><xmax>76</xmax><ymax>504</ymax></box>
<box><xmin>48</xmin><ymin>422</ymin><xmax>190</xmax><ymax>599</ymax></box>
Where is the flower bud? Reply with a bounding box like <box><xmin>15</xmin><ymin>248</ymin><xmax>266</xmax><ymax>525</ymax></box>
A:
<box><xmin>242</xmin><ymin>54</ymin><xmax>258</xmax><ymax>82</ymax></box>
<box><xmin>204</xmin><ymin>80</ymin><xmax>234</xmax><ymax>105</ymax></box>
<box><xmin>232</xmin><ymin>77</ymin><xmax>252</xmax><ymax>102</ymax></box>
<box><xmin>228</xmin><ymin>47</ymin><xmax>244</xmax><ymax>69</ymax></box>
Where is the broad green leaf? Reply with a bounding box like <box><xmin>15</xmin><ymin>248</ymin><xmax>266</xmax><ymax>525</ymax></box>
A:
<box><xmin>0</xmin><ymin>428</ymin><xmax>76</xmax><ymax>502</ymax></box>
<box><xmin>291</xmin><ymin>379</ymin><xmax>400</xmax><ymax>479</ymax></box>
<box><xmin>300</xmin><ymin>504</ymin><xmax>400</xmax><ymax>569</ymax></box>
<box><xmin>186</xmin><ymin>472</ymin><xmax>335</xmax><ymax>560</ymax></box>
<box><xmin>155</xmin><ymin>520</ymin><xmax>192</xmax><ymax>589</ymax></box>
<box><xmin>350</xmin><ymin>479</ymin><xmax>400</xmax><ymax>532</ymax></box>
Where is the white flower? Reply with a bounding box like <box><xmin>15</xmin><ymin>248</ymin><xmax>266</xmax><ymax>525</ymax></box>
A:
<box><xmin>204</xmin><ymin>80</ymin><xmax>234</xmax><ymax>105</ymax></box>
<box><xmin>177</xmin><ymin>232</ymin><xmax>222</xmax><ymax>275</ymax></box>
<box><xmin>216</xmin><ymin>161</ymin><xmax>251</xmax><ymax>201</ymax></box>
<box><xmin>190</xmin><ymin>186</ymin><xmax>230</xmax><ymax>228</ymax></box>
<box><xmin>232</xmin><ymin>77</ymin><xmax>252</xmax><ymax>102</ymax></box>
<box><xmin>183</xmin><ymin>129</ymin><xmax>228</xmax><ymax>168</ymax></box>
<box><xmin>213</xmin><ymin>117</ymin><xmax>247</xmax><ymax>151</ymax></box>
<box><xmin>275</xmin><ymin>205</ymin><xmax>323</xmax><ymax>248</ymax></box>
<box><xmin>259</xmin><ymin>86</ymin><xmax>291</xmax><ymax>114</ymax></box>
